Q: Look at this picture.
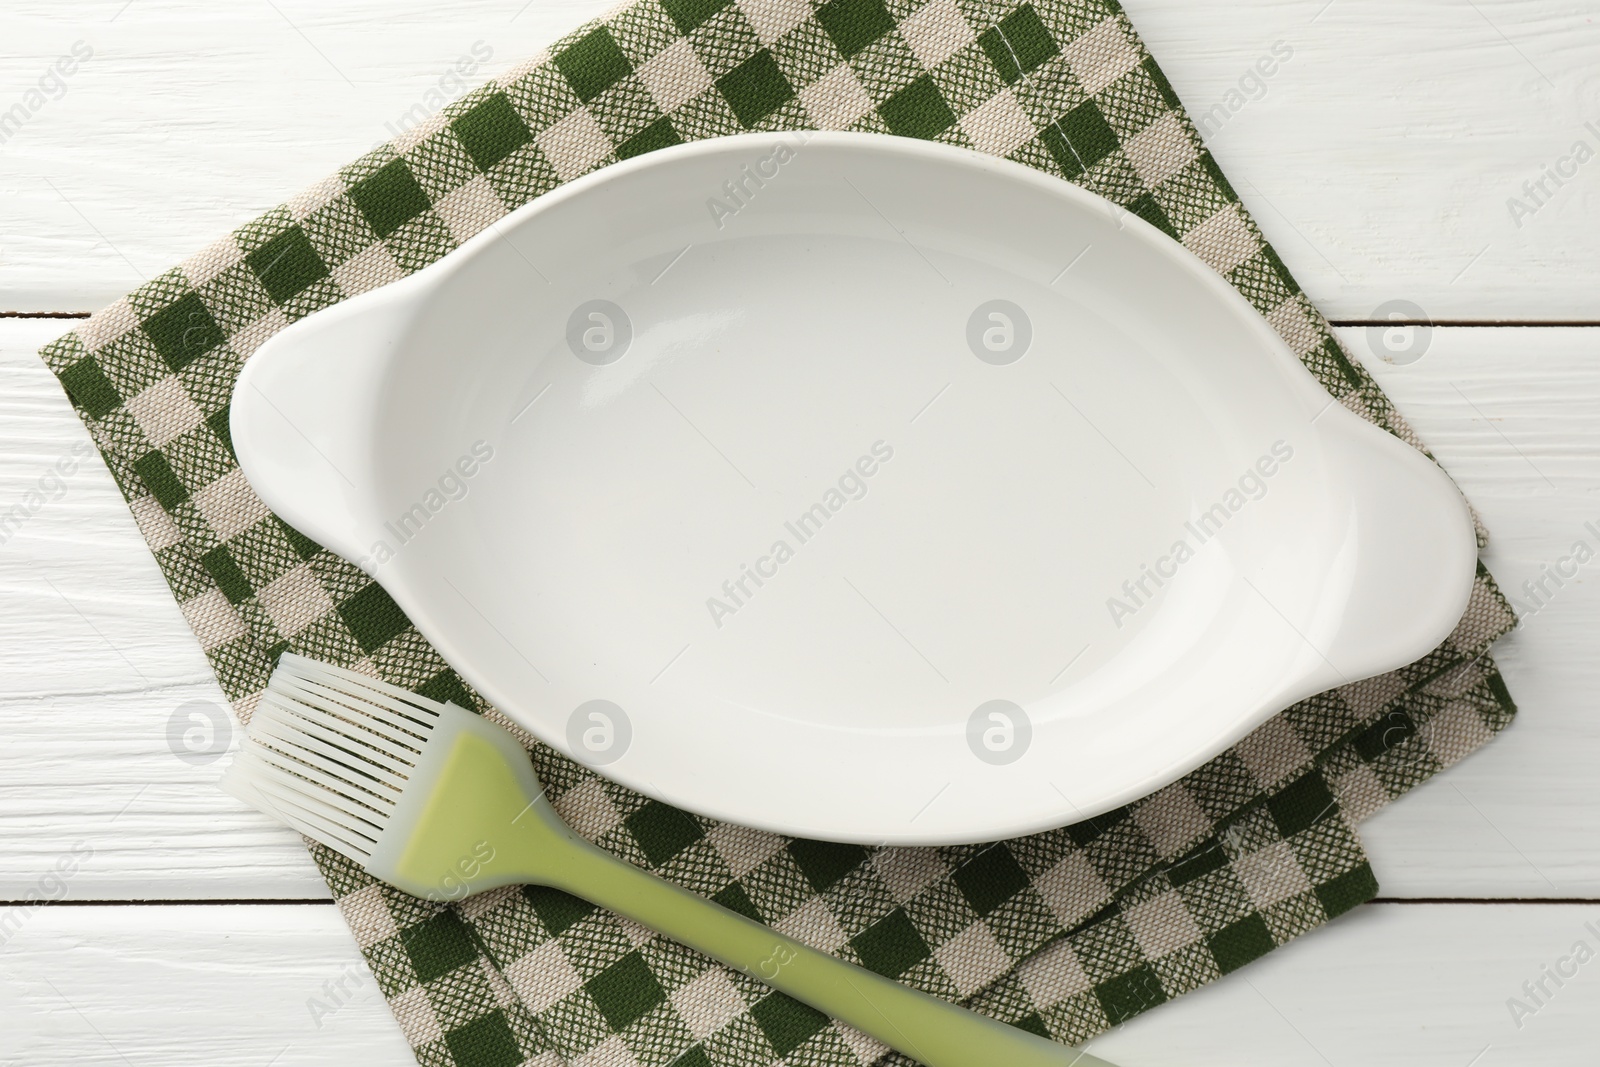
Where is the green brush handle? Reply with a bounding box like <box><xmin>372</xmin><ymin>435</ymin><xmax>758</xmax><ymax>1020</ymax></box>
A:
<box><xmin>541</xmin><ymin>834</ymin><xmax>1113</xmax><ymax>1067</ymax></box>
<box><xmin>377</xmin><ymin>722</ymin><xmax>1120</xmax><ymax>1067</ymax></box>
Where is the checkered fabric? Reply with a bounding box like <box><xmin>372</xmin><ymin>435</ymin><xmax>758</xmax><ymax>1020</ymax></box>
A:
<box><xmin>40</xmin><ymin>0</ymin><xmax>1519</xmax><ymax>1064</ymax></box>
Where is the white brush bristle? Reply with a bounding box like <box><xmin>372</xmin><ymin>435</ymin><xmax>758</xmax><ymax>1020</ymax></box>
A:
<box><xmin>222</xmin><ymin>653</ymin><xmax>452</xmax><ymax>866</ymax></box>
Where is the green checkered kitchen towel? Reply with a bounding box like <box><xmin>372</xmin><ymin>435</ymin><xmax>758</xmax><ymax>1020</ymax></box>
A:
<box><xmin>41</xmin><ymin>0</ymin><xmax>1519</xmax><ymax>1064</ymax></box>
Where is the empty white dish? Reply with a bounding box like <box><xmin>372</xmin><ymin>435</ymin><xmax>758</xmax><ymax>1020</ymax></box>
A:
<box><xmin>232</xmin><ymin>132</ymin><xmax>1477</xmax><ymax>845</ymax></box>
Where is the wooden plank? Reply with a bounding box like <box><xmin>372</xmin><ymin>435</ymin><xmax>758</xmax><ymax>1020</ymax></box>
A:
<box><xmin>0</xmin><ymin>319</ymin><xmax>328</xmax><ymax>900</ymax></box>
<box><xmin>2</xmin><ymin>315</ymin><xmax>1595</xmax><ymax>899</ymax></box>
<box><xmin>0</xmin><ymin>904</ymin><xmax>412</xmax><ymax>1065</ymax></box>
<box><xmin>0</xmin><ymin>0</ymin><xmax>595</xmax><ymax>313</ymax></box>
<box><xmin>1128</xmin><ymin>0</ymin><xmax>1600</xmax><ymax>323</ymax></box>
<box><xmin>1344</xmin><ymin>325</ymin><xmax>1600</xmax><ymax>897</ymax></box>
<box><xmin>1094</xmin><ymin>902</ymin><xmax>1600</xmax><ymax>1066</ymax></box>
<box><xmin>3</xmin><ymin>902</ymin><xmax>1598</xmax><ymax>1064</ymax></box>
<box><xmin>1</xmin><ymin>0</ymin><xmax>1598</xmax><ymax>319</ymax></box>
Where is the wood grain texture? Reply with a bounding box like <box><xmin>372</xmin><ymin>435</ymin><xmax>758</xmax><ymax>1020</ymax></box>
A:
<box><xmin>1130</xmin><ymin>0</ymin><xmax>1600</xmax><ymax>323</ymax></box>
<box><xmin>1094</xmin><ymin>902</ymin><xmax>1600</xmax><ymax>1066</ymax></box>
<box><xmin>1</xmin><ymin>315</ymin><xmax>1595</xmax><ymax>900</ymax></box>
<box><xmin>0</xmin><ymin>319</ymin><xmax>326</xmax><ymax>900</ymax></box>
<box><xmin>0</xmin><ymin>904</ymin><xmax>413</xmax><ymax>1066</ymax></box>
<box><xmin>5</xmin><ymin>902</ymin><xmax>1599</xmax><ymax>1065</ymax></box>
<box><xmin>1</xmin><ymin>1</ymin><xmax>1599</xmax><ymax>318</ymax></box>
<box><xmin>1346</xmin><ymin>324</ymin><xmax>1600</xmax><ymax>897</ymax></box>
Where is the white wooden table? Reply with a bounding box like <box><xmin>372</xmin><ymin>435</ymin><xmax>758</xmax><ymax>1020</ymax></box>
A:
<box><xmin>3</xmin><ymin>2</ymin><xmax>1598</xmax><ymax>1063</ymax></box>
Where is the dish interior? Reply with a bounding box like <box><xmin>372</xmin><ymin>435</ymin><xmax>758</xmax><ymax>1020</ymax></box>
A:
<box><xmin>243</xmin><ymin>134</ymin><xmax>1475</xmax><ymax>842</ymax></box>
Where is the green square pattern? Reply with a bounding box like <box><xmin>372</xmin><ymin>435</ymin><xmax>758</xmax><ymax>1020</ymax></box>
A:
<box><xmin>350</xmin><ymin>160</ymin><xmax>433</xmax><ymax>240</ymax></box>
<box><xmin>716</xmin><ymin>50</ymin><xmax>796</xmax><ymax>128</ymax></box>
<box><xmin>555</xmin><ymin>27</ymin><xmax>635</xmax><ymax>104</ymax></box>
<box><xmin>337</xmin><ymin>582</ymin><xmax>412</xmax><ymax>654</ymax></box>
<box><xmin>1317</xmin><ymin>863</ymin><xmax>1379</xmax><ymax>919</ymax></box>
<box><xmin>58</xmin><ymin>358</ymin><xmax>122</xmax><ymax>420</ymax></box>
<box><xmin>625</xmin><ymin>800</ymin><xmax>705</xmax><ymax>866</ymax></box>
<box><xmin>979</xmin><ymin>4</ymin><xmax>1060</xmax><ymax>84</ymax></box>
<box><xmin>201</xmin><ymin>545</ymin><xmax>253</xmax><ymax>605</ymax></box>
<box><xmin>1208</xmin><ymin>915</ymin><xmax>1277</xmax><ymax>975</ymax></box>
<box><xmin>401</xmin><ymin>911</ymin><xmax>480</xmax><ymax>983</ymax></box>
<box><xmin>524</xmin><ymin>885</ymin><xmax>598</xmax><ymax>936</ymax></box>
<box><xmin>140</xmin><ymin>292</ymin><xmax>224</xmax><ymax>371</ymax></box>
<box><xmin>815</xmin><ymin>0</ymin><xmax>896</xmax><ymax>60</ymax></box>
<box><xmin>1353</xmin><ymin>708</ymin><xmax>1418</xmax><ymax>760</ymax></box>
<box><xmin>851</xmin><ymin>908</ymin><xmax>932</xmax><ymax>979</ymax></box>
<box><xmin>712</xmin><ymin>882</ymin><xmax>765</xmax><ymax>922</ymax></box>
<box><xmin>877</xmin><ymin>75</ymin><xmax>955</xmax><ymax>139</ymax></box>
<box><xmin>453</xmin><ymin>93</ymin><xmax>533</xmax><ymax>171</ymax></box>
<box><xmin>585</xmin><ymin>952</ymin><xmax>666</xmax><ymax>1030</ymax></box>
<box><xmin>751</xmin><ymin>994</ymin><xmax>831</xmax><ymax>1058</ymax></box>
<box><xmin>444</xmin><ymin>1012</ymin><xmax>524</xmax><ymax>1067</ymax></box>
<box><xmin>1128</xmin><ymin>191</ymin><xmax>1176</xmax><ymax>237</ymax></box>
<box><xmin>660</xmin><ymin>0</ymin><xmax>732</xmax><ymax>35</ymax></box>
<box><xmin>788</xmin><ymin>839</ymin><xmax>868</xmax><ymax>893</ymax></box>
<box><xmin>618</xmin><ymin>117</ymin><xmax>684</xmax><ymax>159</ymax></box>
<box><xmin>953</xmin><ymin>845</ymin><xmax>1030</xmax><ymax>918</ymax></box>
<box><xmin>38</xmin><ymin>1</ymin><xmax>1521</xmax><ymax>1065</ymax></box>
<box><xmin>1095</xmin><ymin>965</ymin><xmax>1166</xmax><ymax>1026</ymax></box>
<box><xmin>1042</xmin><ymin>100</ymin><xmax>1118</xmax><ymax>178</ymax></box>
<box><xmin>246</xmin><ymin>226</ymin><xmax>329</xmax><ymax>304</ymax></box>
<box><xmin>132</xmin><ymin>450</ymin><xmax>189</xmax><ymax>509</ymax></box>
<box><xmin>1268</xmin><ymin>771</ymin><xmax>1337</xmax><ymax>838</ymax></box>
